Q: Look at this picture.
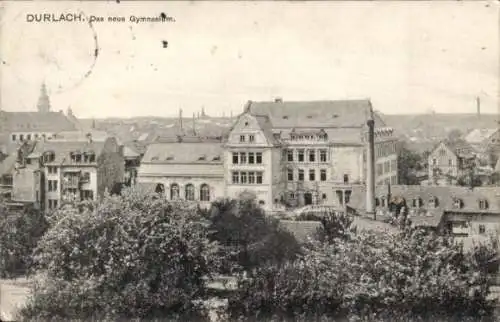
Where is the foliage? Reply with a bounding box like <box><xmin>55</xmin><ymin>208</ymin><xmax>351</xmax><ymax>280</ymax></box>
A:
<box><xmin>20</xmin><ymin>187</ymin><xmax>218</xmax><ymax>321</ymax></box>
<box><xmin>227</xmin><ymin>227</ymin><xmax>497</xmax><ymax>321</ymax></box>
<box><xmin>397</xmin><ymin>142</ymin><xmax>425</xmax><ymax>185</ymax></box>
<box><xmin>314</xmin><ymin>210</ymin><xmax>355</xmax><ymax>244</ymax></box>
<box><xmin>0</xmin><ymin>202</ymin><xmax>49</xmax><ymax>278</ymax></box>
<box><xmin>208</xmin><ymin>198</ymin><xmax>302</xmax><ymax>274</ymax></box>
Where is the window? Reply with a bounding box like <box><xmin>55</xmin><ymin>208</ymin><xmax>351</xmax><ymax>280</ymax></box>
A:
<box><xmin>200</xmin><ymin>184</ymin><xmax>210</xmax><ymax>201</ymax></box>
<box><xmin>19</xmin><ymin>134</ymin><xmax>24</xmax><ymax>141</ymax></box>
<box><xmin>240</xmin><ymin>172</ymin><xmax>248</xmax><ymax>184</ymax></box>
<box><xmin>320</xmin><ymin>169</ymin><xmax>327</xmax><ymax>181</ymax></box>
<box><xmin>82</xmin><ymin>172</ymin><xmax>90</xmax><ymax>181</ymax></box>
<box><xmin>240</xmin><ymin>135</ymin><xmax>245</xmax><ymax>142</ymax></box>
<box><xmin>232</xmin><ymin>172</ymin><xmax>239</xmax><ymax>184</ymax></box>
<box><xmin>239</xmin><ymin>152</ymin><xmax>247</xmax><ymax>164</ymax></box>
<box><xmin>170</xmin><ymin>183</ymin><xmax>179</xmax><ymax>200</ymax></box>
<box><xmin>232</xmin><ymin>152</ymin><xmax>238</xmax><ymax>164</ymax></box>
<box><xmin>11</xmin><ymin>134</ymin><xmax>16</xmax><ymax>141</ymax></box>
<box><xmin>155</xmin><ymin>183</ymin><xmax>165</xmax><ymax>194</ymax></box>
<box><xmin>479</xmin><ymin>199</ymin><xmax>489</xmax><ymax>210</ymax></box>
<box><xmin>27</xmin><ymin>134</ymin><xmax>31</xmax><ymax>140</ymax></box>
<box><xmin>82</xmin><ymin>190</ymin><xmax>94</xmax><ymax>200</ymax></box>
<box><xmin>453</xmin><ymin>198</ymin><xmax>463</xmax><ymax>209</ymax></box>
<box><xmin>256</xmin><ymin>172</ymin><xmax>263</xmax><ymax>184</ymax></box>
<box><xmin>185</xmin><ymin>184</ymin><xmax>195</xmax><ymax>201</ymax></box>
<box><xmin>479</xmin><ymin>224</ymin><xmax>486</xmax><ymax>234</ymax></box>
<box><xmin>249</xmin><ymin>135</ymin><xmax>255</xmax><ymax>142</ymax></box>
<box><xmin>89</xmin><ymin>153</ymin><xmax>96</xmax><ymax>162</ymax></box>
<box><xmin>412</xmin><ymin>198</ymin><xmax>423</xmax><ymax>208</ymax></box>
<box><xmin>439</xmin><ymin>149</ymin><xmax>446</xmax><ymax>156</ymax></box>
<box><xmin>259</xmin><ymin>200</ymin><xmax>265</xmax><ymax>205</ymax></box>
<box><xmin>289</xmin><ymin>192</ymin><xmax>296</xmax><ymax>199</ymax></box>
<box><xmin>322</xmin><ymin>193</ymin><xmax>327</xmax><ymax>200</ymax></box>
<box><xmin>287</xmin><ymin>149</ymin><xmax>294</xmax><ymax>162</ymax></box>
<box><xmin>48</xmin><ymin>180</ymin><xmax>58</xmax><ymax>192</ymax></box>
<box><xmin>309</xmin><ymin>169</ymin><xmax>315</xmax><ymax>181</ymax></box>
<box><xmin>48</xmin><ymin>199</ymin><xmax>58</xmax><ymax>210</ymax></box>
<box><xmin>432</xmin><ymin>158</ymin><xmax>437</xmax><ymax>166</ymax></box>
<box><xmin>309</xmin><ymin>150</ymin><xmax>315</xmax><ymax>162</ymax></box>
<box><xmin>248</xmin><ymin>172</ymin><xmax>256</xmax><ymax>184</ymax></box>
<box><xmin>448</xmin><ymin>159</ymin><xmax>452</xmax><ymax>166</ymax></box>
<box><xmin>429</xmin><ymin>197</ymin><xmax>439</xmax><ymax>208</ymax></box>
<box><xmin>256</xmin><ymin>152</ymin><xmax>262</xmax><ymax>164</ymax></box>
<box><xmin>248</xmin><ymin>152</ymin><xmax>255</xmax><ymax>164</ymax></box>
<box><xmin>320</xmin><ymin>149</ymin><xmax>327</xmax><ymax>162</ymax></box>
<box><xmin>287</xmin><ymin>168</ymin><xmax>294</xmax><ymax>181</ymax></box>
<box><xmin>298</xmin><ymin>169</ymin><xmax>304</xmax><ymax>181</ymax></box>
<box><xmin>343</xmin><ymin>174</ymin><xmax>349</xmax><ymax>184</ymax></box>
<box><xmin>298</xmin><ymin>149</ymin><xmax>304</xmax><ymax>162</ymax></box>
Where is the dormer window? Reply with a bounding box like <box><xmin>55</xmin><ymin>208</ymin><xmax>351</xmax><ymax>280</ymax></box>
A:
<box><xmin>428</xmin><ymin>196</ymin><xmax>439</xmax><ymax>208</ymax></box>
<box><xmin>88</xmin><ymin>153</ymin><xmax>96</xmax><ymax>163</ymax></box>
<box><xmin>166</xmin><ymin>156</ymin><xmax>174</xmax><ymax>161</ymax></box>
<box><xmin>249</xmin><ymin>135</ymin><xmax>255</xmax><ymax>143</ymax></box>
<box><xmin>282</xmin><ymin>116</ymin><xmax>288</xmax><ymax>119</ymax></box>
<box><xmin>198</xmin><ymin>155</ymin><xmax>206</xmax><ymax>161</ymax></box>
<box><xmin>212</xmin><ymin>156</ymin><xmax>221</xmax><ymax>161</ymax></box>
<box><xmin>412</xmin><ymin>198</ymin><xmax>423</xmax><ymax>208</ymax></box>
<box><xmin>151</xmin><ymin>156</ymin><xmax>159</xmax><ymax>161</ymax></box>
<box><xmin>479</xmin><ymin>199</ymin><xmax>489</xmax><ymax>210</ymax></box>
<box><xmin>240</xmin><ymin>135</ymin><xmax>245</xmax><ymax>142</ymax></box>
<box><xmin>453</xmin><ymin>198</ymin><xmax>464</xmax><ymax>209</ymax></box>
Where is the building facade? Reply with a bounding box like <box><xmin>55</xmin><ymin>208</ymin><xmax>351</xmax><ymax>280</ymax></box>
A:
<box><xmin>7</xmin><ymin>137</ymin><xmax>124</xmax><ymax>212</ymax></box>
<box><xmin>137</xmin><ymin>99</ymin><xmax>399</xmax><ymax>212</ymax></box>
<box><xmin>137</xmin><ymin>137</ymin><xmax>225</xmax><ymax>208</ymax></box>
<box><xmin>427</xmin><ymin>140</ymin><xmax>476</xmax><ymax>185</ymax></box>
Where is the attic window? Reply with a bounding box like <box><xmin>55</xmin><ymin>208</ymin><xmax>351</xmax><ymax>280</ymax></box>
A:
<box><xmin>332</xmin><ymin>114</ymin><xmax>339</xmax><ymax>118</ymax></box>
<box><xmin>453</xmin><ymin>198</ymin><xmax>463</xmax><ymax>209</ymax></box>
<box><xmin>428</xmin><ymin>196</ymin><xmax>439</xmax><ymax>208</ymax></box>
<box><xmin>212</xmin><ymin>156</ymin><xmax>221</xmax><ymax>161</ymax></box>
<box><xmin>198</xmin><ymin>155</ymin><xmax>206</xmax><ymax>161</ymax></box>
<box><xmin>244</xmin><ymin>121</ymin><xmax>249</xmax><ymax>126</ymax></box>
<box><xmin>479</xmin><ymin>199</ymin><xmax>489</xmax><ymax>210</ymax></box>
<box><xmin>306</xmin><ymin>115</ymin><xmax>312</xmax><ymax>119</ymax></box>
<box><xmin>166</xmin><ymin>156</ymin><xmax>174</xmax><ymax>161</ymax></box>
<box><xmin>282</xmin><ymin>116</ymin><xmax>288</xmax><ymax>119</ymax></box>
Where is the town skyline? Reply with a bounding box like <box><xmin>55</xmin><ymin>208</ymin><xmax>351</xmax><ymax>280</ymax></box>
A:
<box><xmin>0</xmin><ymin>1</ymin><xmax>498</xmax><ymax>118</ymax></box>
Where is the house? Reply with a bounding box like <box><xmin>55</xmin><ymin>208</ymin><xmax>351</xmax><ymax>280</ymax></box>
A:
<box><xmin>347</xmin><ymin>184</ymin><xmax>500</xmax><ymax>240</ymax></box>
<box><xmin>464</xmin><ymin>128</ymin><xmax>500</xmax><ymax>159</ymax></box>
<box><xmin>137</xmin><ymin>137</ymin><xmax>225</xmax><ymax>208</ymax></box>
<box><xmin>0</xmin><ymin>84</ymin><xmax>78</xmax><ymax>154</ymax></box>
<box><xmin>427</xmin><ymin>139</ymin><xmax>476</xmax><ymax>185</ymax></box>
<box><xmin>7</xmin><ymin>137</ymin><xmax>124</xmax><ymax>212</ymax></box>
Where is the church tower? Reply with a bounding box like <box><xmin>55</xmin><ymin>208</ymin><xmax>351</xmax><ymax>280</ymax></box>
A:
<box><xmin>37</xmin><ymin>82</ymin><xmax>51</xmax><ymax>113</ymax></box>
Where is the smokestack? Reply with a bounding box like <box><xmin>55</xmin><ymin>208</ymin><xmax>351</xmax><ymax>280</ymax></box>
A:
<box><xmin>476</xmin><ymin>96</ymin><xmax>481</xmax><ymax>116</ymax></box>
<box><xmin>192</xmin><ymin>112</ymin><xmax>196</xmax><ymax>136</ymax></box>
<box><xmin>366</xmin><ymin>106</ymin><xmax>376</xmax><ymax>218</ymax></box>
<box><xmin>179</xmin><ymin>108</ymin><xmax>183</xmax><ymax>131</ymax></box>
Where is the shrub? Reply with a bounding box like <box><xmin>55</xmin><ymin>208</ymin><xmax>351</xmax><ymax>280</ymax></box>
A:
<box><xmin>0</xmin><ymin>202</ymin><xmax>48</xmax><ymax>278</ymax></box>
<box><xmin>20</xmin><ymin>187</ymin><xmax>218</xmax><ymax>321</ymax></box>
<box><xmin>208</xmin><ymin>198</ymin><xmax>302</xmax><ymax>274</ymax></box>
<box><xmin>227</xmin><ymin>227</ymin><xmax>497</xmax><ymax>321</ymax></box>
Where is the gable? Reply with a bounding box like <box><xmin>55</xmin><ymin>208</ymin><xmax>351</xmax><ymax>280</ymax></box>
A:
<box><xmin>430</xmin><ymin>142</ymin><xmax>456</xmax><ymax>159</ymax></box>
<box><xmin>227</xmin><ymin>113</ymin><xmax>274</xmax><ymax>146</ymax></box>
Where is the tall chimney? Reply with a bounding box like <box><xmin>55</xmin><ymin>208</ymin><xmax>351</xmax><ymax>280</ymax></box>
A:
<box><xmin>192</xmin><ymin>112</ymin><xmax>196</xmax><ymax>136</ymax></box>
<box><xmin>476</xmin><ymin>96</ymin><xmax>481</xmax><ymax>116</ymax></box>
<box><xmin>179</xmin><ymin>108</ymin><xmax>183</xmax><ymax>131</ymax></box>
<box><xmin>366</xmin><ymin>106</ymin><xmax>376</xmax><ymax>218</ymax></box>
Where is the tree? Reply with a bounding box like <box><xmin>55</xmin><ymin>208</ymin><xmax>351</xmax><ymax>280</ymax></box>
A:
<box><xmin>208</xmin><ymin>198</ymin><xmax>301</xmax><ymax>274</ymax></box>
<box><xmin>398</xmin><ymin>142</ymin><xmax>424</xmax><ymax>185</ymax></box>
<box><xmin>227</xmin><ymin>227</ymin><xmax>497</xmax><ymax>321</ymax></box>
<box><xmin>21</xmin><ymin>187</ymin><xmax>218</xmax><ymax>321</ymax></box>
<box><xmin>0</xmin><ymin>202</ymin><xmax>48</xmax><ymax>278</ymax></box>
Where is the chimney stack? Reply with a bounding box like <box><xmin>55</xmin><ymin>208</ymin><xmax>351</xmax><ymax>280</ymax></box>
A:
<box><xmin>366</xmin><ymin>106</ymin><xmax>376</xmax><ymax>218</ymax></box>
<box><xmin>476</xmin><ymin>96</ymin><xmax>481</xmax><ymax>116</ymax></box>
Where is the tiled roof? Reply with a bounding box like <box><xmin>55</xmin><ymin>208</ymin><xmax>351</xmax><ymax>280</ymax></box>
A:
<box><xmin>0</xmin><ymin>111</ymin><xmax>77</xmax><ymax>132</ymax></box>
<box><xmin>142</xmin><ymin>141</ymin><xmax>223</xmax><ymax>164</ymax></box>
<box><xmin>465</xmin><ymin>129</ymin><xmax>499</xmax><ymax>144</ymax></box>
<box><xmin>348</xmin><ymin>185</ymin><xmax>500</xmax><ymax>215</ymax></box>
<box><xmin>123</xmin><ymin>145</ymin><xmax>140</xmax><ymax>158</ymax></box>
<box><xmin>29</xmin><ymin>140</ymin><xmax>106</xmax><ymax>165</ymax></box>
<box><xmin>247</xmin><ymin>100</ymin><xmax>386</xmax><ymax>129</ymax></box>
<box><xmin>443</xmin><ymin>139</ymin><xmax>475</xmax><ymax>158</ymax></box>
<box><xmin>50</xmin><ymin>130</ymin><xmax>110</xmax><ymax>142</ymax></box>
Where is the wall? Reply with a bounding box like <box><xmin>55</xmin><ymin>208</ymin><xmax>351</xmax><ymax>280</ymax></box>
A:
<box><xmin>428</xmin><ymin>142</ymin><xmax>459</xmax><ymax>181</ymax></box>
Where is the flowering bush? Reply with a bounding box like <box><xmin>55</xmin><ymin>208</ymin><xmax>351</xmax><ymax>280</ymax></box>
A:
<box><xmin>20</xmin><ymin>187</ymin><xmax>218</xmax><ymax>321</ymax></box>
<box><xmin>227</xmin><ymin>224</ymin><xmax>497</xmax><ymax>321</ymax></box>
<box><xmin>0</xmin><ymin>202</ymin><xmax>48</xmax><ymax>277</ymax></box>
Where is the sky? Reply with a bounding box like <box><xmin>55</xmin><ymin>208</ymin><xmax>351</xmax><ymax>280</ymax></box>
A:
<box><xmin>0</xmin><ymin>1</ymin><xmax>498</xmax><ymax>118</ymax></box>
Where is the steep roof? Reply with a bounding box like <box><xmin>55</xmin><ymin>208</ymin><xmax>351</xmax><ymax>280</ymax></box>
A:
<box><xmin>142</xmin><ymin>141</ymin><xmax>223</xmax><ymax>164</ymax></box>
<box><xmin>348</xmin><ymin>185</ymin><xmax>500</xmax><ymax>215</ymax></box>
<box><xmin>431</xmin><ymin>139</ymin><xmax>475</xmax><ymax>158</ymax></box>
<box><xmin>246</xmin><ymin>100</ymin><xmax>386</xmax><ymax>129</ymax></box>
<box><xmin>0</xmin><ymin>153</ymin><xmax>17</xmax><ymax>176</ymax></box>
<box><xmin>29</xmin><ymin>140</ymin><xmax>106</xmax><ymax>165</ymax></box>
<box><xmin>465</xmin><ymin>129</ymin><xmax>499</xmax><ymax>144</ymax></box>
<box><xmin>50</xmin><ymin>130</ymin><xmax>110</xmax><ymax>142</ymax></box>
<box><xmin>0</xmin><ymin>111</ymin><xmax>77</xmax><ymax>132</ymax></box>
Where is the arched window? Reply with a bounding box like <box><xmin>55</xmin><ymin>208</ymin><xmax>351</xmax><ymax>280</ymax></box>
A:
<box><xmin>170</xmin><ymin>183</ymin><xmax>179</xmax><ymax>200</ymax></box>
<box><xmin>185</xmin><ymin>184</ymin><xmax>195</xmax><ymax>201</ymax></box>
<box><xmin>453</xmin><ymin>198</ymin><xmax>463</xmax><ymax>209</ymax></box>
<box><xmin>479</xmin><ymin>199</ymin><xmax>489</xmax><ymax>210</ymax></box>
<box><xmin>428</xmin><ymin>196</ymin><xmax>439</xmax><ymax>208</ymax></box>
<box><xmin>155</xmin><ymin>183</ymin><xmax>165</xmax><ymax>194</ymax></box>
<box><xmin>200</xmin><ymin>184</ymin><xmax>210</xmax><ymax>202</ymax></box>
